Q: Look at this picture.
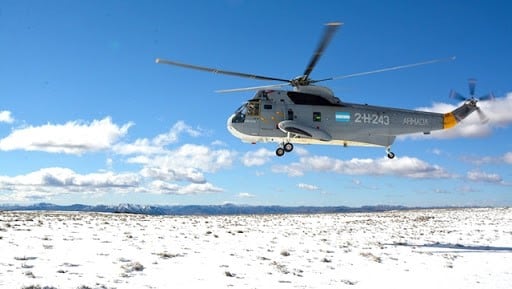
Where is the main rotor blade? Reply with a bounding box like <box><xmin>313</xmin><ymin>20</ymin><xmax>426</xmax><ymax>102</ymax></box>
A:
<box><xmin>155</xmin><ymin>58</ymin><xmax>290</xmax><ymax>83</ymax></box>
<box><xmin>302</xmin><ymin>22</ymin><xmax>343</xmax><ymax>79</ymax></box>
<box><xmin>216</xmin><ymin>83</ymin><xmax>289</xmax><ymax>93</ymax></box>
<box><xmin>468</xmin><ymin>78</ymin><xmax>477</xmax><ymax>97</ymax></box>
<box><xmin>313</xmin><ymin>56</ymin><xmax>456</xmax><ymax>83</ymax></box>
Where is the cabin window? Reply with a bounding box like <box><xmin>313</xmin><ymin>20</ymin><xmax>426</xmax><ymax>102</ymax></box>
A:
<box><xmin>264</xmin><ymin>104</ymin><xmax>272</xmax><ymax>110</ymax></box>
<box><xmin>313</xmin><ymin>112</ymin><xmax>321</xmax><ymax>122</ymax></box>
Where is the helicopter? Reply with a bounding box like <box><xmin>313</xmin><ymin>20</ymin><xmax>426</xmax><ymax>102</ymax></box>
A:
<box><xmin>156</xmin><ymin>22</ymin><xmax>490</xmax><ymax>159</ymax></box>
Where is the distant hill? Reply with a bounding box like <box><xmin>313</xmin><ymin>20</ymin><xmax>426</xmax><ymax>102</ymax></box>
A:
<box><xmin>0</xmin><ymin>202</ymin><xmax>415</xmax><ymax>215</ymax></box>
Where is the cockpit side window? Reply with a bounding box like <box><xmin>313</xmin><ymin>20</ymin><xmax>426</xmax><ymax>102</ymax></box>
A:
<box><xmin>231</xmin><ymin>100</ymin><xmax>261</xmax><ymax>123</ymax></box>
<box><xmin>246</xmin><ymin>100</ymin><xmax>260</xmax><ymax>117</ymax></box>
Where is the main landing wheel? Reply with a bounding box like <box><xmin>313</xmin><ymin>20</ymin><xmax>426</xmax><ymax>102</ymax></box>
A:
<box><xmin>276</xmin><ymin>147</ymin><xmax>285</xmax><ymax>157</ymax></box>
<box><xmin>283</xmin><ymin>142</ymin><xmax>294</xmax><ymax>153</ymax></box>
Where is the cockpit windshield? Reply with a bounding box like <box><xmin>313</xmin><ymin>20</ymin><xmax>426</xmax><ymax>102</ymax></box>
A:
<box><xmin>231</xmin><ymin>100</ymin><xmax>260</xmax><ymax>123</ymax></box>
<box><xmin>231</xmin><ymin>104</ymin><xmax>246</xmax><ymax>123</ymax></box>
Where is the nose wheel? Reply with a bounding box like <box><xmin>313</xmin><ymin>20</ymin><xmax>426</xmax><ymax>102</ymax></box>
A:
<box><xmin>276</xmin><ymin>142</ymin><xmax>294</xmax><ymax>157</ymax></box>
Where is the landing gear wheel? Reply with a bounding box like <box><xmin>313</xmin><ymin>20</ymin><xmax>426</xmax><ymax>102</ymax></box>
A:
<box><xmin>387</xmin><ymin>152</ymin><xmax>396</xmax><ymax>159</ymax></box>
<box><xmin>283</xmin><ymin>142</ymin><xmax>294</xmax><ymax>153</ymax></box>
<box><xmin>276</xmin><ymin>147</ymin><xmax>285</xmax><ymax>157</ymax></box>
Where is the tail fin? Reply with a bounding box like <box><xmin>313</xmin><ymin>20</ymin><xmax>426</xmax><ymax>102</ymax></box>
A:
<box><xmin>443</xmin><ymin>102</ymin><xmax>478</xmax><ymax>129</ymax></box>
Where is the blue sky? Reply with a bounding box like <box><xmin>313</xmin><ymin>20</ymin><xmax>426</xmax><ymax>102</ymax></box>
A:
<box><xmin>1</xmin><ymin>0</ymin><xmax>511</xmax><ymax>206</ymax></box>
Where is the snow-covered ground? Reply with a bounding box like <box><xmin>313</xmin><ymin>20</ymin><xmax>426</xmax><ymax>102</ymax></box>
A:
<box><xmin>0</xmin><ymin>208</ymin><xmax>510</xmax><ymax>289</ymax></box>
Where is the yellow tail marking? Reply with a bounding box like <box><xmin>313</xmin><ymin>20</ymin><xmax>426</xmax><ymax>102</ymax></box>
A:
<box><xmin>443</xmin><ymin>112</ymin><xmax>457</xmax><ymax>129</ymax></box>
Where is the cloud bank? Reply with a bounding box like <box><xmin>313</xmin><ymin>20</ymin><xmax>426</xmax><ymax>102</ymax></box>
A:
<box><xmin>113</xmin><ymin>121</ymin><xmax>203</xmax><ymax>155</ymax></box>
<box><xmin>273</xmin><ymin>155</ymin><xmax>452</xmax><ymax>179</ymax></box>
<box><xmin>1</xmin><ymin>106</ymin><xmax>510</xmax><ymax>202</ymax></box>
<box><xmin>0</xmin><ymin>117</ymin><xmax>132</xmax><ymax>154</ymax></box>
<box><xmin>0</xmin><ymin>117</ymin><xmax>235</xmax><ymax>201</ymax></box>
<box><xmin>241</xmin><ymin>148</ymin><xmax>274</xmax><ymax>167</ymax></box>
<box><xmin>0</xmin><ymin>167</ymin><xmax>141</xmax><ymax>202</ymax></box>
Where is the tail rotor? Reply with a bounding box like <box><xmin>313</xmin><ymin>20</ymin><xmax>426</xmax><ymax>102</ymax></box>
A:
<box><xmin>450</xmin><ymin>78</ymin><xmax>494</xmax><ymax>123</ymax></box>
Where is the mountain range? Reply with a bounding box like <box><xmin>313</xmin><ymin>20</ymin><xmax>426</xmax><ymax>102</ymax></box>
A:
<box><xmin>0</xmin><ymin>202</ymin><xmax>416</xmax><ymax>215</ymax></box>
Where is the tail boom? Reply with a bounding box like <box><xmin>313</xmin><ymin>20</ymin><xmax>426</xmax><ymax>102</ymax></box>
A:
<box><xmin>443</xmin><ymin>102</ymin><xmax>478</xmax><ymax>129</ymax></box>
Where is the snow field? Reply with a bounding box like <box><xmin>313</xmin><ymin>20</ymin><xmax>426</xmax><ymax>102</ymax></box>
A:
<box><xmin>0</xmin><ymin>208</ymin><xmax>510</xmax><ymax>289</ymax></box>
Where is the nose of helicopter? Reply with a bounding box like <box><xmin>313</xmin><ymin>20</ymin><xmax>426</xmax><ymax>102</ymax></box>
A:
<box><xmin>226</xmin><ymin>114</ymin><xmax>236</xmax><ymax>134</ymax></box>
<box><xmin>226</xmin><ymin>113</ymin><xmax>246</xmax><ymax>141</ymax></box>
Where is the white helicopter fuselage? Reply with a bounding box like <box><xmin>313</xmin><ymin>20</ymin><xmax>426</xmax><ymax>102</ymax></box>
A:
<box><xmin>227</xmin><ymin>86</ymin><xmax>473</xmax><ymax>157</ymax></box>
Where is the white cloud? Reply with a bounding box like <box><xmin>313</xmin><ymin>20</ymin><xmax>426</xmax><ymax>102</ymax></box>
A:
<box><xmin>177</xmin><ymin>182</ymin><xmax>223</xmax><ymax>195</ymax></box>
<box><xmin>408</xmin><ymin>93</ymin><xmax>512</xmax><ymax>139</ymax></box>
<box><xmin>466</xmin><ymin>170</ymin><xmax>504</xmax><ymax>184</ymax></box>
<box><xmin>273</xmin><ymin>155</ymin><xmax>452</xmax><ymax>179</ymax></box>
<box><xmin>183</xmin><ymin>145</ymin><xmax>233</xmax><ymax>172</ymax></box>
<box><xmin>114</xmin><ymin>120</ymin><xmax>203</xmax><ymax>155</ymax></box>
<box><xmin>116</xmin><ymin>123</ymin><xmax>234</xmax><ymax>195</ymax></box>
<box><xmin>0</xmin><ymin>120</ymin><xmax>234</xmax><ymax>201</ymax></box>
<box><xmin>143</xmin><ymin>144</ymin><xmax>235</xmax><ymax>173</ymax></box>
<box><xmin>484</xmin><ymin>92</ymin><xmax>512</xmax><ymax>126</ymax></box>
<box><xmin>211</xmin><ymin>140</ymin><xmax>227</xmax><ymax>147</ymax></box>
<box><xmin>459</xmin><ymin>152</ymin><xmax>512</xmax><ymax>165</ymax></box>
<box><xmin>0</xmin><ymin>110</ymin><xmax>14</xmax><ymax>124</ymax></box>
<box><xmin>148</xmin><ymin>180</ymin><xmax>181</xmax><ymax>194</ymax></box>
<box><xmin>149</xmin><ymin>180</ymin><xmax>223</xmax><ymax>195</ymax></box>
<box><xmin>127</xmin><ymin>143</ymin><xmax>236</xmax><ymax>187</ymax></box>
<box><xmin>140</xmin><ymin>166</ymin><xmax>206</xmax><ymax>183</ymax></box>
<box><xmin>0</xmin><ymin>165</ymin><xmax>228</xmax><ymax>201</ymax></box>
<box><xmin>0</xmin><ymin>167</ymin><xmax>141</xmax><ymax>201</ymax></box>
<box><xmin>2</xmin><ymin>167</ymin><xmax>140</xmax><ymax>188</ymax></box>
<box><xmin>241</xmin><ymin>148</ymin><xmax>274</xmax><ymax>166</ymax></box>
<box><xmin>113</xmin><ymin>138</ymin><xmax>165</xmax><ymax>155</ymax></box>
<box><xmin>297</xmin><ymin>183</ymin><xmax>320</xmax><ymax>191</ymax></box>
<box><xmin>152</xmin><ymin>121</ymin><xmax>203</xmax><ymax>146</ymax></box>
<box><xmin>0</xmin><ymin>117</ymin><xmax>132</xmax><ymax>154</ymax></box>
<box><xmin>238</xmin><ymin>192</ymin><xmax>255</xmax><ymax>198</ymax></box>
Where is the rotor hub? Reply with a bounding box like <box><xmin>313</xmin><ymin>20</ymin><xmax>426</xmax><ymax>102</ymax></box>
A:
<box><xmin>467</xmin><ymin>98</ymin><xmax>478</xmax><ymax>107</ymax></box>
<box><xmin>291</xmin><ymin>76</ymin><xmax>311</xmax><ymax>87</ymax></box>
